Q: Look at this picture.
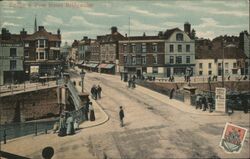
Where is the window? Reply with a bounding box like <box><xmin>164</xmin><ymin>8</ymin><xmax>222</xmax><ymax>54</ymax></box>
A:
<box><xmin>25</xmin><ymin>43</ymin><xmax>29</xmax><ymax>47</ymax></box>
<box><xmin>208</xmin><ymin>70</ymin><xmax>212</xmax><ymax>75</ymax></box>
<box><xmin>199</xmin><ymin>71</ymin><xmax>203</xmax><ymax>75</ymax></box>
<box><xmin>232</xmin><ymin>69</ymin><xmax>237</xmax><ymax>74</ymax></box>
<box><xmin>170</xmin><ymin>56</ymin><xmax>174</xmax><ymax>64</ymax></box>
<box><xmin>225</xmin><ymin>63</ymin><xmax>229</xmax><ymax>69</ymax></box>
<box><xmin>152</xmin><ymin>44</ymin><xmax>157</xmax><ymax>52</ymax></box>
<box><xmin>124</xmin><ymin>56</ymin><xmax>127</xmax><ymax>63</ymax></box>
<box><xmin>178</xmin><ymin>45</ymin><xmax>182</xmax><ymax>52</ymax></box>
<box><xmin>225</xmin><ymin>70</ymin><xmax>229</xmax><ymax>74</ymax></box>
<box><xmin>208</xmin><ymin>63</ymin><xmax>212</xmax><ymax>69</ymax></box>
<box><xmin>132</xmin><ymin>44</ymin><xmax>136</xmax><ymax>53</ymax></box>
<box><xmin>123</xmin><ymin>44</ymin><xmax>128</xmax><ymax>53</ymax></box>
<box><xmin>56</xmin><ymin>42</ymin><xmax>60</xmax><ymax>48</ymax></box>
<box><xmin>36</xmin><ymin>52</ymin><xmax>39</xmax><ymax>59</ymax></box>
<box><xmin>136</xmin><ymin>57</ymin><xmax>141</xmax><ymax>64</ymax></box>
<box><xmin>142</xmin><ymin>56</ymin><xmax>146</xmax><ymax>64</ymax></box>
<box><xmin>39</xmin><ymin>39</ymin><xmax>45</xmax><ymax>48</ymax></box>
<box><xmin>170</xmin><ymin>45</ymin><xmax>174</xmax><ymax>52</ymax></box>
<box><xmin>10</xmin><ymin>48</ymin><xmax>17</xmax><ymax>57</ymax></box>
<box><xmin>24</xmin><ymin>51</ymin><xmax>29</xmax><ymax>57</ymax></box>
<box><xmin>199</xmin><ymin>63</ymin><xmax>203</xmax><ymax>69</ymax></box>
<box><xmin>40</xmin><ymin>52</ymin><xmax>45</xmax><ymax>59</ymax></box>
<box><xmin>233</xmin><ymin>63</ymin><xmax>237</xmax><ymax>68</ymax></box>
<box><xmin>186</xmin><ymin>56</ymin><xmax>190</xmax><ymax>64</ymax></box>
<box><xmin>176</xmin><ymin>33</ymin><xmax>183</xmax><ymax>41</ymax></box>
<box><xmin>10</xmin><ymin>60</ymin><xmax>16</xmax><ymax>70</ymax></box>
<box><xmin>153</xmin><ymin>67</ymin><xmax>158</xmax><ymax>73</ymax></box>
<box><xmin>132</xmin><ymin>56</ymin><xmax>136</xmax><ymax>64</ymax></box>
<box><xmin>176</xmin><ymin>56</ymin><xmax>182</xmax><ymax>64</ymax></box>
<box><xmin>153</xmin><ymin>54</ymin><xmax>157</xmax><ymax>64</ymax></box>
<box><xmin>142</xmin><ymin>43</ymin><xmax>146</xmax><ymax>53</ymax></box>
<box><xmin>186</xmin><ymin>45</ymin><xmax>190</xmax><ymax>52</ymax></box>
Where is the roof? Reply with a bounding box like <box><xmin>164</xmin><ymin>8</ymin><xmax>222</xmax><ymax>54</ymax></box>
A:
<box><xmin>23</xmin><ymin>28</ymin><xmax>60</xmax><ymax>41</ymax></box>
<box><xmin>97</xmin><ymin>32</ymin><xmax>125</xmax><ymax>43</ymax></box>
<box><xmin>0</xmin><ymin>34</ymin><xmax>23</xmax><ymax>44</ymax></box>
<box><xmin>163</xmin><ymin>28</ymin><xmax>182</xmax><ymax>39</ymax></box>
<box><xmin>196</xmin><ymin>46</ymin><xmax>247</xmax><ymax>59</ymax></box>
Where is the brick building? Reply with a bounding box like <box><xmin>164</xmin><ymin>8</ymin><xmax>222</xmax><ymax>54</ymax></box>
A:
<box><xmin>119</xmin><ymin>23</ymin><xmax>195</xmax><ymax>77</ymax></box>
<box><xmin>21</xmin><ymin>26</ymin><xmax>62</xmax><ymax>79</ymax></box>
<box><xmin>97</xmin><ymin>26</ymin><xmax>125</xmax><ymax>74</ymax></box>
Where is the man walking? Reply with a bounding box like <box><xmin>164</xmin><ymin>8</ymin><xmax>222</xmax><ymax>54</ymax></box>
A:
<box><xmin>119</xmin><ymin>106</ymin><xmax>125</xmax><ymax>127</ymax></box>
<box><xmin>97</xmin><ymin>85</ymin><xmax>102</xmax><ymax>99</ymax></box>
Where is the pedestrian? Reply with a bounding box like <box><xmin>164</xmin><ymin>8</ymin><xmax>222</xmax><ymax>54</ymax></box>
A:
<box><xmin>66</xmin><ymin>113</ymin><xmax>75</xmax><ymax>135</ymax></box>
<box><xmin>195</xmin><ymin>94</ymin><xmax>201</xmax><ymax>109</ymax></box>
<box><xmin>128</xmin><ymin>79</ymin><xmax>132</xmax><ymax>88</ymax></box>
<box><xmin>89</xmin><ymin>102</ymin><xmax>95</xmax><ymax>121</ymax></box>
<box><xmin>58</xmin><ymin>113</ymin><xmax>67</xmax><ymax>137</ymax></box>
<box><xmin>170</xmin><ymin>88</ymin><xmax>175</xmax><ymax>99</ymax></box>
<box><xmin>91</xmin><ymin>85</ymin><xmax>97</xmax><ymax>100</ymax></box>
<box><xmin>85</xmin><ymin>98</ymin><xmax>90</xmax><ymax>120</ymax></box>
<box><xmin>202</xmin><ymin>95</ymin><xmax>207</xmax><ymax>111</ymax></box>
<box><xmin>119</xmin><ymin>106</ymin><xmax>125</xmax><ymax>127</ymax></box>
<box><xmin>97</xmin><ymin>85</ymin><xmax>102</xmax><ymax>99</ymax></box>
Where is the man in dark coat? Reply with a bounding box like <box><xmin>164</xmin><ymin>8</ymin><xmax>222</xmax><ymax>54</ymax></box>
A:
<box><xmin>97</xmin><ymin>85</ymin><xmax>102</xmax><ymax>99</ymax></box>
<box><xmin>85</xmin><ymin>98</ymin><xmax>90</xmax><ymax>120</ymax></box>
<box><xmin>119</xmin><ymin>106</ymin><xmax>125</xmax><ymax>127</ymax></box>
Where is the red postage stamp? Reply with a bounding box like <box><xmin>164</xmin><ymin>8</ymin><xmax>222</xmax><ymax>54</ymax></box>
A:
<box><xmin>220</xmin><ymin>123</ymin><xmax>248</xmax><ymax>153</ymax></box>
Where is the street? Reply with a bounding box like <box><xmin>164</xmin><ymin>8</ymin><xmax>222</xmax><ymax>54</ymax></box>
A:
<box><xmin>1</xmin><ymin>69</ymin><xmax>249</xmax><ymax>159</ymax></box>
<box><xmin>69</xmin><ymin>69</ymin><xmax>250</xmax><ymax>159</ymax></box>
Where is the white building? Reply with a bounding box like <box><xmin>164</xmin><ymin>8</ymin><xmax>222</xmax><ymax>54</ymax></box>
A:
<box><xmin>164</xmin><ymin>28</ymin><xmax>195</xmax><ymax>77</ymax></box>
<box><xmin>195</xmin><ymin>45</ymin><xmax>247</xmax><ymax>77</ymax></box>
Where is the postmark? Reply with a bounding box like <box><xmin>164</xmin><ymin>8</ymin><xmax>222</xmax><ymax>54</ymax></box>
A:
<box><xmin>220</xmin><ymin>123</ymin><xmax>248</xmax><ymax>153</ymax></box>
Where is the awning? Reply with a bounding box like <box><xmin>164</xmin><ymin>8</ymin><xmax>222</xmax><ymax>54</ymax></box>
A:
<box><xmin>99</xmin><ymin>64</ymin><xmax>108</xmax><ymax>68</ymax></box>
<box><xmin>89</xmin><ymin>64</ymin><xmax>99</xmax><ymax>68</ymax></box>
<box><xmin>77</xmin><ymin>60</ymin><xmax>84</xmax><ymax>65</ymax></box>
<box><xmin>105</xmin><ymin>64</ymin><xmax>115</xmax><ymax>69</ymax></box>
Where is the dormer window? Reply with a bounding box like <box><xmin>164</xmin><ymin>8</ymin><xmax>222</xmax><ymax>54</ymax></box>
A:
<box><xmin>176</xmin><ymin>33</ymin><xmax>183</xmax><ymax>41</ymax></box>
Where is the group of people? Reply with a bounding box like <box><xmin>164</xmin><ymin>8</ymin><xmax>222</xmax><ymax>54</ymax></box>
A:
<box><xmin>168</xmin><ymin>76</ymin><xmax>175</xmax><ymax>82</ymax></box>
<box><xmin>91</xmin><ymin>85</ymin><xmax>102</xmax><ymax>100</ymax></box>
<box><xmin>128</xmin><ymin>78</ymin><xmax>136</xmax><ymax>88</ymax></box>
<box><xmin>55</xmin><ymin>112</ymin><xmax>78</xmax><ymax>137</ymax></box>
<box><xmin>195</xmin><ymin>94</ymin><xmax>213</xmax><ymax>112</ymax></box>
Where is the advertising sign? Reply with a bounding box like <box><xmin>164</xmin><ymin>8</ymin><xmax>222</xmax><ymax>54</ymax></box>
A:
<box><xmin>30</xmin><ymin>66</ymin><xmax>39</xmax><ymax>73</ymax></box>
<box><xmin>215</xmin><ymin>87</ymin><xmax>226</xmax><ymax>112</ymax></box>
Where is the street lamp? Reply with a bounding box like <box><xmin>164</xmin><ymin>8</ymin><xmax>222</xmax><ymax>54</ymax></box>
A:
<box><xmin>80</xmin><ymin>69</ymin><xmax>86</xmax><ymax>93</ymax></box>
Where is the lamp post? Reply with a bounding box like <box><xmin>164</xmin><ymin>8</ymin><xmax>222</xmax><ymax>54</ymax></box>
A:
<box><xmin>222</xmin><ymin>42</ymin><xmax>225</xmax><ymax>88</ymax></box>
<box><xmin>80</xmin><ymin>69</ymin><xmax>86</xmax><ymax>93</ymax></box>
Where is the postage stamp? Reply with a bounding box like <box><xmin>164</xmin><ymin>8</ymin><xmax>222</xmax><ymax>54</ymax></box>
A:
<box><xmin>220</xmin><ymin>122</ymin><xmax>248</xmax><ymax>153</ymax></box>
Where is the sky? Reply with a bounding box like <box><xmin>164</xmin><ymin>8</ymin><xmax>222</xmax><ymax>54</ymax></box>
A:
<box><xmin>0</xmin><ymin>0</ymin><xmax>249</xmax><ymax>45</ymax></box>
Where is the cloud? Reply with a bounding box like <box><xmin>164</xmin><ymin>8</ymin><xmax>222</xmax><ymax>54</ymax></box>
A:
<box><xmin>202</xmin><ymin>0</ymin><xmax>247</xmax><ymax>8</ymax></box>
<box><xmin>127</xmin><ymin>6</ymin><xmax>174</xmax><ymax>17</ymax></box>
<box><xmin>162</xmin><ymin>21</ymin><xmax>183</xmax><ymax>28</ymax></box>
<box><xmin>122</xmin><ymin>19</ymin><xmax>162</xmax><ymax>32</ymax></box>
<box><xmin>43</xmin><ymin>15</ymin><xmax>63</xmax><ymax>26</ymax></box>
<box><xmin>3</xmin><ymin>16</ymin><xmax>24</xmax><ymax>19</ymax></box>
<box><xmin>69</xmin><ymin>16</ymin><xmax>95</xmax><ymax>27</ymax></box>
<box><xmin>196</xmin><ymin>31</ymin><xmax>215</xmax><ymax>40</ymax></box>
<box><xmin>178</xmin><ymin>1</ymin><xmax>248</xmax><ymax>17</ymax></box>
<box><xmin>153</xmin><ymin>2</ymin><xmax>173</xmax><ymax>8</ymax></box>
<box><xmin>2</xmin><ymin>10</ymin><xmax>16</xmax><ymax>13</ymax></box>
<box><xmin>195</xmin><ymin>18</ymin><xmax>244</xmax><ymax>29</ymax></box>
<box><xmin>85</xmin><ymin>11</ymin><xmax>121</xmax><ymax>17</ymax></box>
<box><xmin>1</xmin><ymin>22</ymin><xmax>20</xmax><ymax>27</ymax></box>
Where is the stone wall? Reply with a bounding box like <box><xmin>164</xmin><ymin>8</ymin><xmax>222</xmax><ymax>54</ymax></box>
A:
<box><xmin>0</xmin><ymin>87</ymin><xmax>60</xmax><ymax>124</ymax></box>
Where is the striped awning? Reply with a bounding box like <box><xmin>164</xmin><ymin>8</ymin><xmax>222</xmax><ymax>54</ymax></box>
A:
<box><xmin>98</xmin><ymin>63</ymin><xmax>108</xmax><ymax>68</ymax></box>
<box><xmin>105</xmin><ymin>64</ymin><xmax>115</xmax><ymax>69</ymax></box>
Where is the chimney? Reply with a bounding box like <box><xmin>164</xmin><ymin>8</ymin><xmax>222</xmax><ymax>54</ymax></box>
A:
<box><xmin>184</xmin><ymin>22</ymin><xmax>191</xmax><ymax>36</ymax></box>
<box><xmin>38</xmin><ymin>26</ymin><xmax>44</xmax><ymax>31</ymax></box>
<box><xmin>83</xmin><ymin>36</ymin><xmax>88</xmax><ymax>40</ymax></box>
<box><xmin>111</xmin><ymin>26</ymin><xmax>117</xmax><ymax>34</ymax></box>
<box><xmin>125</xmin><ymin>33</ymin><xmax>127</xmax><ymax>37</ymax></box>
<box><xmin>143</xmin><ymin>32</ymin><xmax>146</xmax><ymax>37</ymax></box>
<box><xmin>57</xmin><ymin>28</ymin><xmax>60</xmax><ymax>35</ymax></box>
<box><xmin>1</xmin><ymin>28</ymin><xmax>11</xmax><ymax>40</ymax></box>
<box><xmin>20</xmin><ymin>28</ymin><xmax>27</xmax><ymax>36</ymax></box>
<box><xmin>158</xmin><ymin>31</ymin><xmax>163</xmax><ymax>37</ymax></box>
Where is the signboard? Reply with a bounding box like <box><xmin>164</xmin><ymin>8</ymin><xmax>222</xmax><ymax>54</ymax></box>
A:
<box><xmin>30</xmin><ymin>66</ymin><xmax>39</xmax><ymax>73</ymax></box>
<box><xmin>220</xmin><ymin>123</ymin><xmax>248</xmax><ymax>153</ymax></box>
<box><xmin>215</xmin><ymin>87</ymin><xmax>226</xmax><ymax>112</ymax></box>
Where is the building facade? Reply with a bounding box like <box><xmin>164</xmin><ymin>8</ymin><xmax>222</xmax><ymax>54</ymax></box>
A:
<box><xmin>21</xmin><ymin>26</ymin><xmax>62</xmax><ymax>78</ymax></box>
<box><xmin>195</xmin><ymin>45</ymin><xmax>247</xmax><ymax>77</ymax></box>
<box><xmin>78</xmin><ymin>36</ymin><xmax>91</xmax><ymax>63</ymax></box>
<box><xmin>97</xmin><ymin>26</ymin><xmax>125</xmax><ymax>74</ymax></box>
<box><xmin>119</xmin><ymin>24</ymin><xmax>195</xmax><ymax>77</ymax></box>
<box><xmin>0</xmin><ymin>28</ymin><xmax>24</xmax><ymax>85</ymax></box>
